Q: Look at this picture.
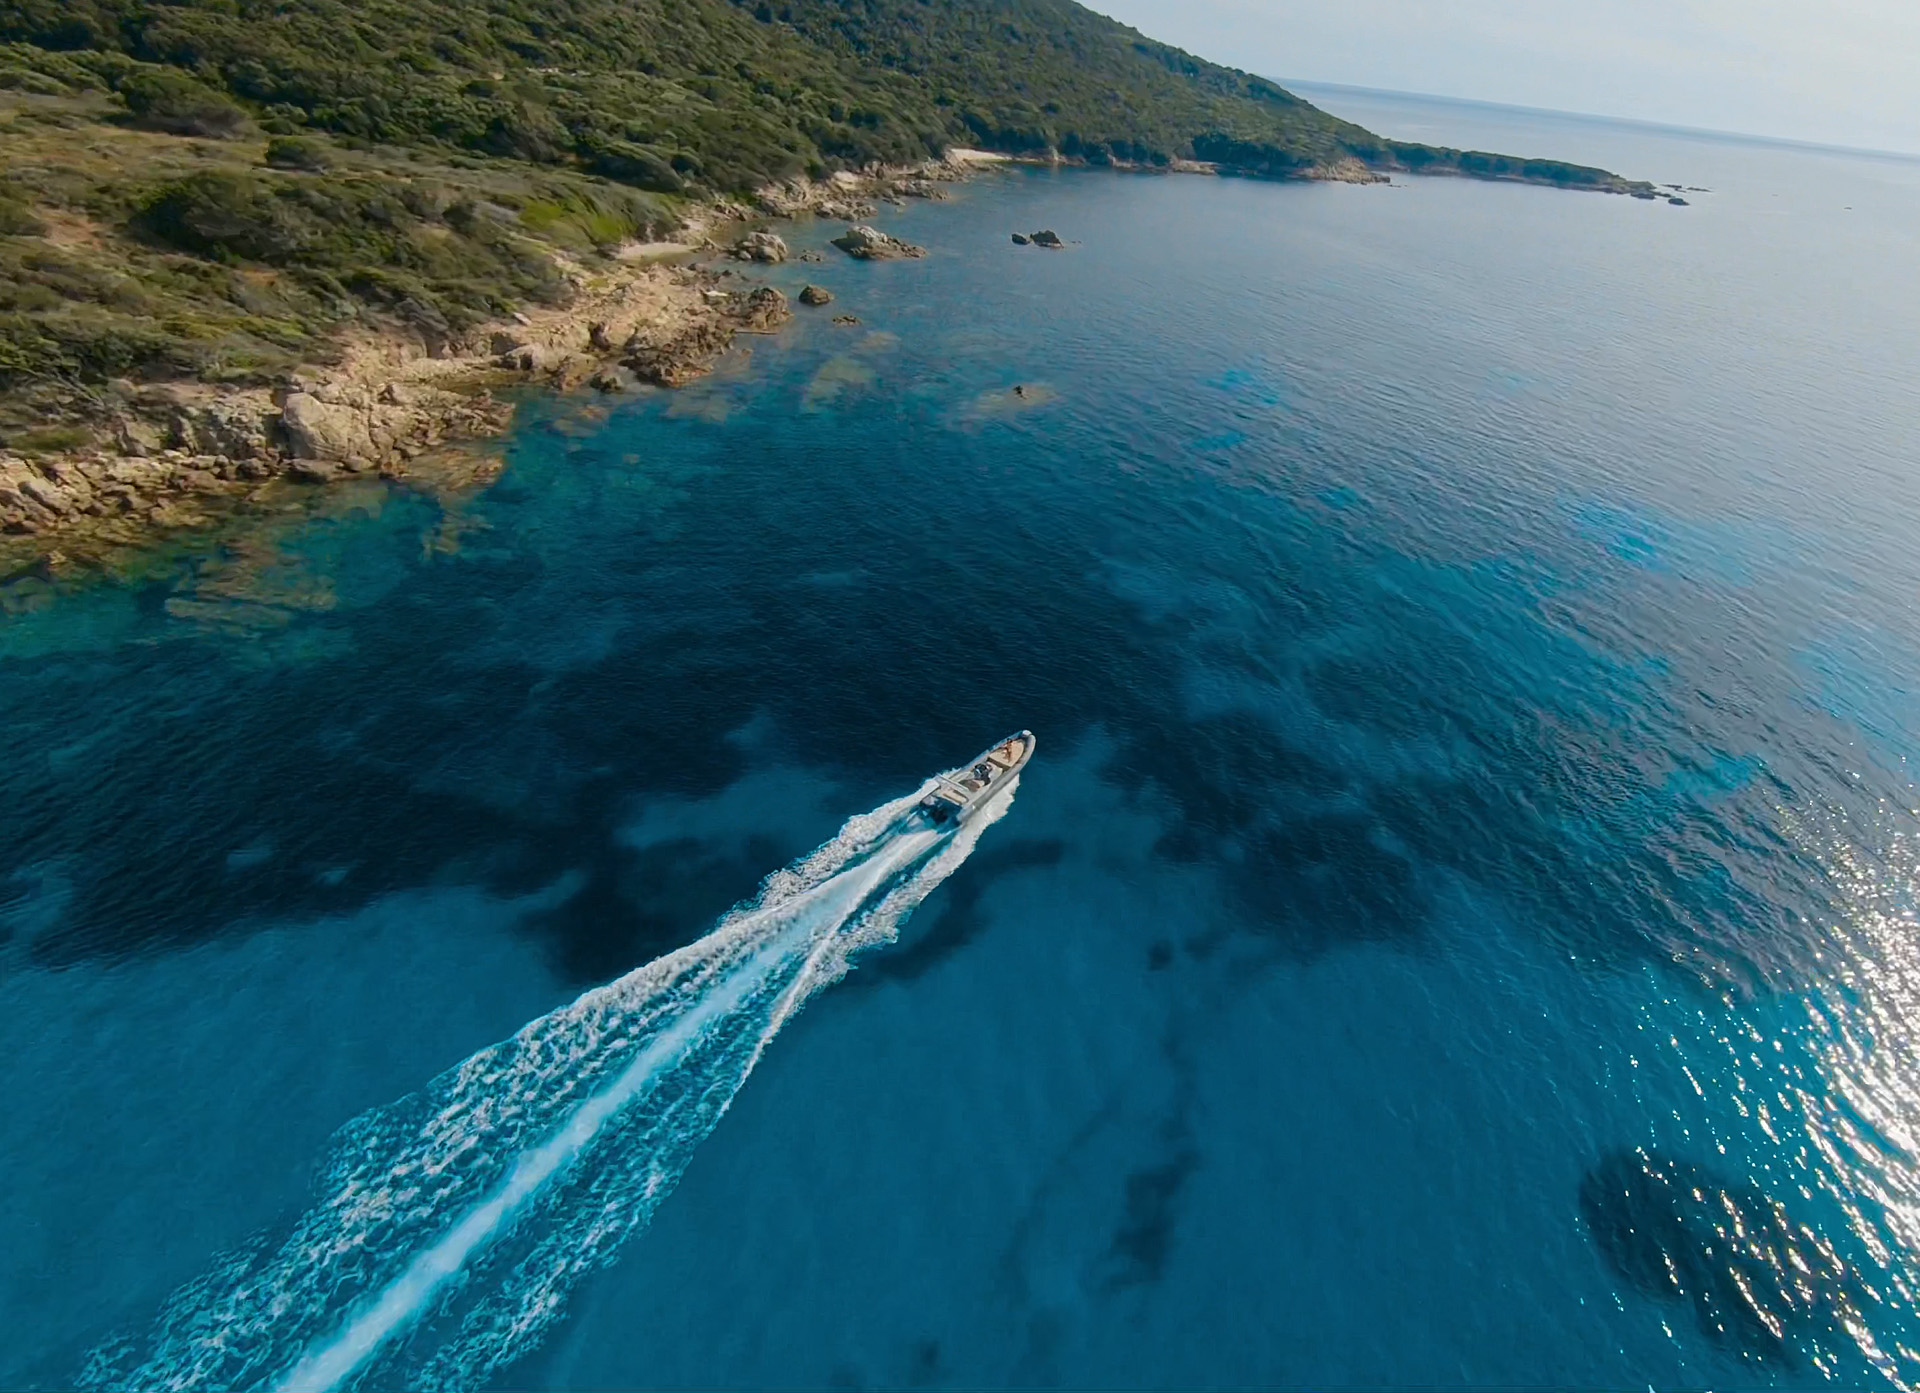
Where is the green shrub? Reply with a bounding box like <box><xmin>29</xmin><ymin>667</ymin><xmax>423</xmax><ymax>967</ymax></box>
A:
<box><xmin>516</xmin><ymin>198</ymin><xmax>566</xmax><ymax>233</ymax></box>
<box><xmin>0</xmin><ymin>63</ymin><xmax>68</xmax><ymax>96</ymax></box>
<box><xmin>0</xmin><ymin>310</ymin><xmax>208</xmax><ymax>387</ymax></box>
<box><xmin>0</xmin><ymin>196</ymin><xmax>45</xmax><ymax>237</ymax></box>
<box><xmin>10</xmin><ymin>423</ymin><xmax>89</xmax><ymax>453</ymax></box>
<box><xmin>138</xmin><ymin>171</ymin><xmax>320</xmax><ymax>263</ymax></box>
<box><xmin>580</xmin><ymin>139</ymin><xmax>684</xmax><ymax>193</ymax></box>
<box><xmin>1192</xmin><ymin>131</ymin><xmax>1312</xmax><ymax>176</ymax></box>
<box><xmin>264</xmin><ymin>135</ymin><xmax>330</xmax><ymax>171</ymax></box>
<box><xmin>118</xmin><ymin>70</ymin><xmax>250</xmax><ymax>139</ymax></box>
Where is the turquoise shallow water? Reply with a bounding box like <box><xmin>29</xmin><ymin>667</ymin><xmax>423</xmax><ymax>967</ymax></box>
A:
<box><xmin>4</xmin><ymin>96</ymin><xmax>1920</xmax><ymax>1388</ymax></box>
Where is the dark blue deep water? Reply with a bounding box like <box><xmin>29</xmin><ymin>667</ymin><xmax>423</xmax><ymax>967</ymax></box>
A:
<box><xmin>5</xmin><ymin>94</ymin><xmax>1920</xmax><ymax>1388</ymax></box>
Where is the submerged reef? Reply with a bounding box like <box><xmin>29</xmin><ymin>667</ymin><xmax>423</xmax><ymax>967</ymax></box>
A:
<box><xmin>1579</xmin><ymin>1147</ymin><xmax>1884</xmax><ymax>1371</ymax></box>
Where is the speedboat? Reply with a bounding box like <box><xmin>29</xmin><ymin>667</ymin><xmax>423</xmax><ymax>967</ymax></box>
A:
<box><xmin>916</xmin><ymin>731</ymin><xmax>1034</xmax><ymax>827</ymax></box>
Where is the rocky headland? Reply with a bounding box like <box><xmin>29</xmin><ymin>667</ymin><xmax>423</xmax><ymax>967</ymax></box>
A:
<box><xmin>0</xmin><ymin>157</ymin><xmax>974</xmax><ymax>564</ymax></box>
<box><xmin>0</xmin><ymin>0</ymin><xmax>1669</xmax><ymax>577</ymax></box>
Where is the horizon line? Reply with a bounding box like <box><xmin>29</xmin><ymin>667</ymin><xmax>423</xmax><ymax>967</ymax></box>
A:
<box><xmin>1281</xmin><ymin>78</ymin><xmax>1920</xmax><ymax>164</ymax></box>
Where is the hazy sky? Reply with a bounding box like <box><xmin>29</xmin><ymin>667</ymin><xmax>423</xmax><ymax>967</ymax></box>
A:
<box><xmin>1090</xmin><ymin>0</ymin><xmax>1920</xmax><ymax>153</ymax></box>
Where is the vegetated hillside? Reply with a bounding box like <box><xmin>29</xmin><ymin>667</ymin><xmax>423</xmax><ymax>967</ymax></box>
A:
<box><xmin>0</xmin><ymin>0</ymin><xmax>1647</xmax><ymax>188</ymax></box>
<box><xmin>0</xmin><ymin>83</ymin><xmax>680</xmax><ymax>439</ymax></box>
<box><xmin>0</xmin><ymin>0</ymin><xmax>1652</xmax><ymax>448</ymax></box>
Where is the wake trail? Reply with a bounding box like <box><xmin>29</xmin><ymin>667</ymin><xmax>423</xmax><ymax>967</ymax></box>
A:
<box><xmin>83</xmin><ymin>779</ymin><xmax>1013</xmax><ymax>1393</ymax></box>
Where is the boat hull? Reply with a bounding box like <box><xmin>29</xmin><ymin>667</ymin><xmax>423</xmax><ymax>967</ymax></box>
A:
<box><xmin>916</xmin><ymin>731</ymin><xmax>1034</xmax><ymax>827</ymax></box>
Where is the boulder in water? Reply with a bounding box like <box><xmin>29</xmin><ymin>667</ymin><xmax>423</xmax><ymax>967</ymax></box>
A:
<box><xmin>733</xmin><ymin>230</ymin><xmax>789</xmax><ymax>263</ymax></box>
<box><xmin>1010</xmin><ymin>232</ymin><xmax>1030</xmax><ymax>245</ymax></box>
<box><xmin>1030</xmin><ymin>229</ymin><xmax>1064</xmax><ymax>248</ymax></box>
<box><xmin>830</xmin><ymin>225</ymin><xmax>927</xmax><ymax>260</ymax></box>
<box><xmin>798</xmin><ymin>284</ymin><xmax>834</xmax><ymax>306</ymax></box>
<box><xmin>733</xmin><ymin>285</ymin><xmax>792</xmax><ymax>333</ymax></box>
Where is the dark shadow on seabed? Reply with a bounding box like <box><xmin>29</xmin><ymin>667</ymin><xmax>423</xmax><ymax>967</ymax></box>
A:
<box><xmin>1</xmin><ymin>159</ymin><xmax>1901</xmax><ymax>1032</ymax></box>
<box><xmin>858</xmin><ymin>837</ymin><xmax>1067</xmax><ymax>986</ymax></box>
<box><xmin>1578</xmin><ymin>1147</ymin><xmax>1888</xmax><ymax>1373</ymax></box>
<box><xmin>0</xmin><ymin>365</ymin><xmax>1863</xmax><ymax>1010</ymax></box>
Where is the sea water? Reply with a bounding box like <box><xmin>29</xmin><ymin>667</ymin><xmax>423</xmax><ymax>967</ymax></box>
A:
<box><xmin>3</xmin><ymin>92</ymin><xmax>1920</xmax><ymax>1387</ymax></box>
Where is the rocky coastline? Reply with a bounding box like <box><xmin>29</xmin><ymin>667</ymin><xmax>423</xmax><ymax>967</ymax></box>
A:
<box><xmin>0</xmin><ymin>154</ymin><xmax>989</xmax><ymax>567</ymax></box>
<box><xmin>0</xmin><ymin>138</ymin><xmax>1662</xmax><ymax>572</ymax></box>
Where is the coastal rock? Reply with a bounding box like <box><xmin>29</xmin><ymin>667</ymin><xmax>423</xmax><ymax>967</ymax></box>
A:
<box><xmin>734</xmin><ymin>286</ymin><xmax>792</xmax><ymax>333</ymax></box>
<box><xmin>831</xmin><ymin>314</ymin><xmax>861</xmax><ymax>326</ymax></box>
<box><xmin>36</xmin><ymin>458</ymin><xmax>82</xmax><ymax>488</ymax></box>
<box><xmin>1030</xmin><ymin>229</ymin><xmax>1064</xmax><ymax>248</ymax></box>
<box><xmin>1</xmin><ymin>204</ymin><xmax>921</xmax><ymax>551</ymax></box>
<box><xmin>501</xmin><ymin>344</ymin><xmax>566</xmax><ymax>374</ymax></box>
<box><xmin>276</xmin><ymin>383</ymin><xmax>508</xmax><ymax>476</ymax></box>
<box><xmin>1011</xmin><ymin>232</ymin><xmax>1030</xmax><ymax>245</ymax></box>
<box><xmin>19</xmin><ymin>476</ymin><xmax>74</xmax><ymax>516</ymax></box>
<box><xmin>103</xmin><ymin>459</ymin><xmax>175</xmax><ymax>490</ymax></box>
<box><xmin>177</xmin><ymin>399</ymin><xmax>275</xmax><ymax>461</ymax></box>
<box><xmin>797</xmin><ymin>249</ymin><xmax>825</xmax><ymax>263</ymax></box>
<box><xmin>623</xmin><ymin>317</ymin><xmax>737</xmax><ymax>387</ymax></box>
<box><xmin>443</xmin><ymin>391</ymin><xmax>515</xmax><ymax>441</ymax></box>
<box><xmin>280</xmin><ymin>391</ymin><xmax>376</xmax><ymax>467</ymax></box>
<box><xmin>550</xmin><ymin>354</ymin><xmax>598</xmax><ymax>390</ymax></box>
<box><xmin>1304</xmin><ymin>157</ymin><xmax>1388</xmax><ymax>185</ymax></box>
<box><xmin>0</xmin><ymin>460</ymin><xmax>52</xmax><ymax>532</ymax></box>
<box><xmin>1669</xmin><ymin>196</ymin><xmax>1689</xmax><ymax>206</ymax></box>
<box><xmin>755</xmin><ymin>178</ymin><xmax>879</xmax><ymax>223</ymax></box>
<box><xmin>830</xmin><ymin>225</ymin><xmax>927</xmax><ymax>261</ymax></box>
<box><xmin>798</xmin><ymin>284</ymin><xmax>834</xmax><ymax>306</ymax></box>
<box><xmin>398</xmin><ymin>297</ymin><xmax>455</xmax><ymax>358</ymax></box>
<box><xmin>13</xmin><ymin>548</ymin><xmax>68</xmax><ymax>580</ymax></box>
<box><xmin>734</xmin><ymin>230</ymin><xmax>789</xmax><ymax>263</ymax></box>
<box><xmin>111</xmin><ymin>416</ymin><xmax>166</xmax><ymax>457</ymax></box>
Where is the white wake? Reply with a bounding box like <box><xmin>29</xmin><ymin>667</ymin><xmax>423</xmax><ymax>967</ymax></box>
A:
<box><xmin>82</xmin><ymin>776</ymin><xmax>1015</xmax><ymax>1392</ymax></box>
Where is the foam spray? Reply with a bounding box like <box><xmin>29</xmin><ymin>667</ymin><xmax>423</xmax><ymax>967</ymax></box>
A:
<box><xmin>82</xmin><ymin>775</ymin><xmax>1015</xmax><ymax>1392</ymax></box>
